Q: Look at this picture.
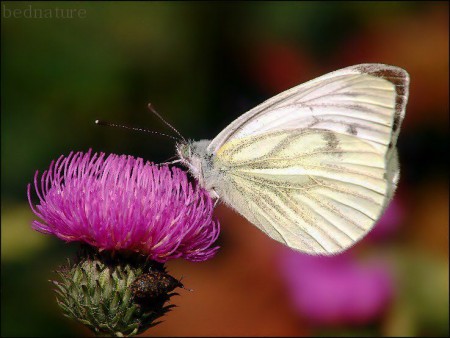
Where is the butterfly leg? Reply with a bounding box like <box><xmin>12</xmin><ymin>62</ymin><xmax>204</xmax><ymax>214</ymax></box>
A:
<box><xmin>158</xmin><ymin>159</ymin><xmax>182</xmax><ymax>166</ymax></box>
<box><xmin>211</xmin><ymin>189</ymin><xmax>220</xmax><ymax>208</ymax></box>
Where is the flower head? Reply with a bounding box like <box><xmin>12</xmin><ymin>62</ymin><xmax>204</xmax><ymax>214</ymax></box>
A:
<box><xmin>28</xmin><ymin>150</ymin><xmax>220</xmax><ymax>262</ymax></box>
<box><xmin>367</xmin><ymin>197</ymin><xmax>404</xmax><ymax>242</ymax></box>
<box><xmin>53</xmin><ymin>246</ymin><xmax>181</xmax><ymax>337</ymax></box>
<box><xmin>280</xmin><ymin>250</ymin><xmax>393</xmax><ymax>326</ymax></box>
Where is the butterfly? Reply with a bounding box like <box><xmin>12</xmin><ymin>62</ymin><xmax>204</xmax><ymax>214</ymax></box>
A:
<box><xmin>176</xmin><ymin>63</ymin><xmax>409</xmax><ymax>255</ymax></box>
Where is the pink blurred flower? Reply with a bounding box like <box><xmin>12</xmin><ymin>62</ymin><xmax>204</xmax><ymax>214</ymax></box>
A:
<box><xmin>280</xmin><ymin>250</ymin><xmax>393</xmax><ymax>326</ymax></box>
<box><xmin>27</xmin><ymin>150</ymin><xmax>220</xmax><ymax>262</ymax></box>
<box><xmin>367</xmin><ymin>198</ymin><xmax>404</xmax><ymax>242</ymax></box>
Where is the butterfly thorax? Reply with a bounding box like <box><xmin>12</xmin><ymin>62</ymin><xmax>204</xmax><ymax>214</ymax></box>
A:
<box><xmin>176</xmin><ymin>140</ymin><xmax>218</xmax><ymax>194</ymax></box>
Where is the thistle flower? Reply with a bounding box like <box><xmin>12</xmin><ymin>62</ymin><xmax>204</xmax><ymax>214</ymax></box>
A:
<box><xmin>27</xmin><ymin>150</ymin><xmax>220</xmax><ymax>336</ymax></box>
<box><xmin>27</xmin><ymin>150</ymin><xmax>220</xmax><ymax>262</ymax></box>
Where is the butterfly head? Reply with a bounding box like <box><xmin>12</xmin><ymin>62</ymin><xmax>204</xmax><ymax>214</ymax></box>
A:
<box><xmin>176</xmin><ymin>141</ymin><xmax>192</xmax><ymax>162</ymax></box>
<box><xmin>176</xmin><ymin>140</ymin><xmax>212</xmax><ymax>187</ymax></box>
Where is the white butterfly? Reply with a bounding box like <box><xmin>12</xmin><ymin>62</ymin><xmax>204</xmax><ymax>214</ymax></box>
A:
<box><xmin>176</xmin><ymin>64</ymin><xmax>409</xmax><ymax>255</ymax></box>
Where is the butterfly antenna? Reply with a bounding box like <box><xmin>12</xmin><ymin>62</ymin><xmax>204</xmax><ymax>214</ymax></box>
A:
<box><xmin>147</xmin><ymin>103</ymin><xmax>186</xmax><ymax>142</ymax></box>
<box><xmin>95</xmin><ymin>120</ymin><xmax>179</xmax><ymax>141</ymax></box>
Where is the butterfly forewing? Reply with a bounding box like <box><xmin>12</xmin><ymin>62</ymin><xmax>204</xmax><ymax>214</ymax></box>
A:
<box><xmin>207</xmin><ymin>64</ymin><xmax>409</xmax><ymax>155</ymax></box>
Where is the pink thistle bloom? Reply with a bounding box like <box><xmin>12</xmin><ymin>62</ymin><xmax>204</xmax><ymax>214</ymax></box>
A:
<box><xmin>27</xmin><ymin>150</ymin><xmax>220</xmax><ymax>262</ymax></box>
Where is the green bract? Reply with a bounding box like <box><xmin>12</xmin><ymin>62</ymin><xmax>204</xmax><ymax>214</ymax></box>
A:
<box><xmin>51</xmin><ymin>247</ymin><xmax>180</xmax><ymax>337</ymax></box>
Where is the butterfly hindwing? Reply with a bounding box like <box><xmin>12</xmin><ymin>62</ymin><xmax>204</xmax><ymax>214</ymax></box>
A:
<box><xmin>214</xmin><ymin>129</ymin><xmax>389</xmax><ymax>254</ymax></box>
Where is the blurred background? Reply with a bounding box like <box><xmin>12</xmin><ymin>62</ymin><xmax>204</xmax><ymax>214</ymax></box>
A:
<box><xmin>1</xmin><ymin>1</ymin><xmax>448</xmax><ymax>336</ymax></box>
